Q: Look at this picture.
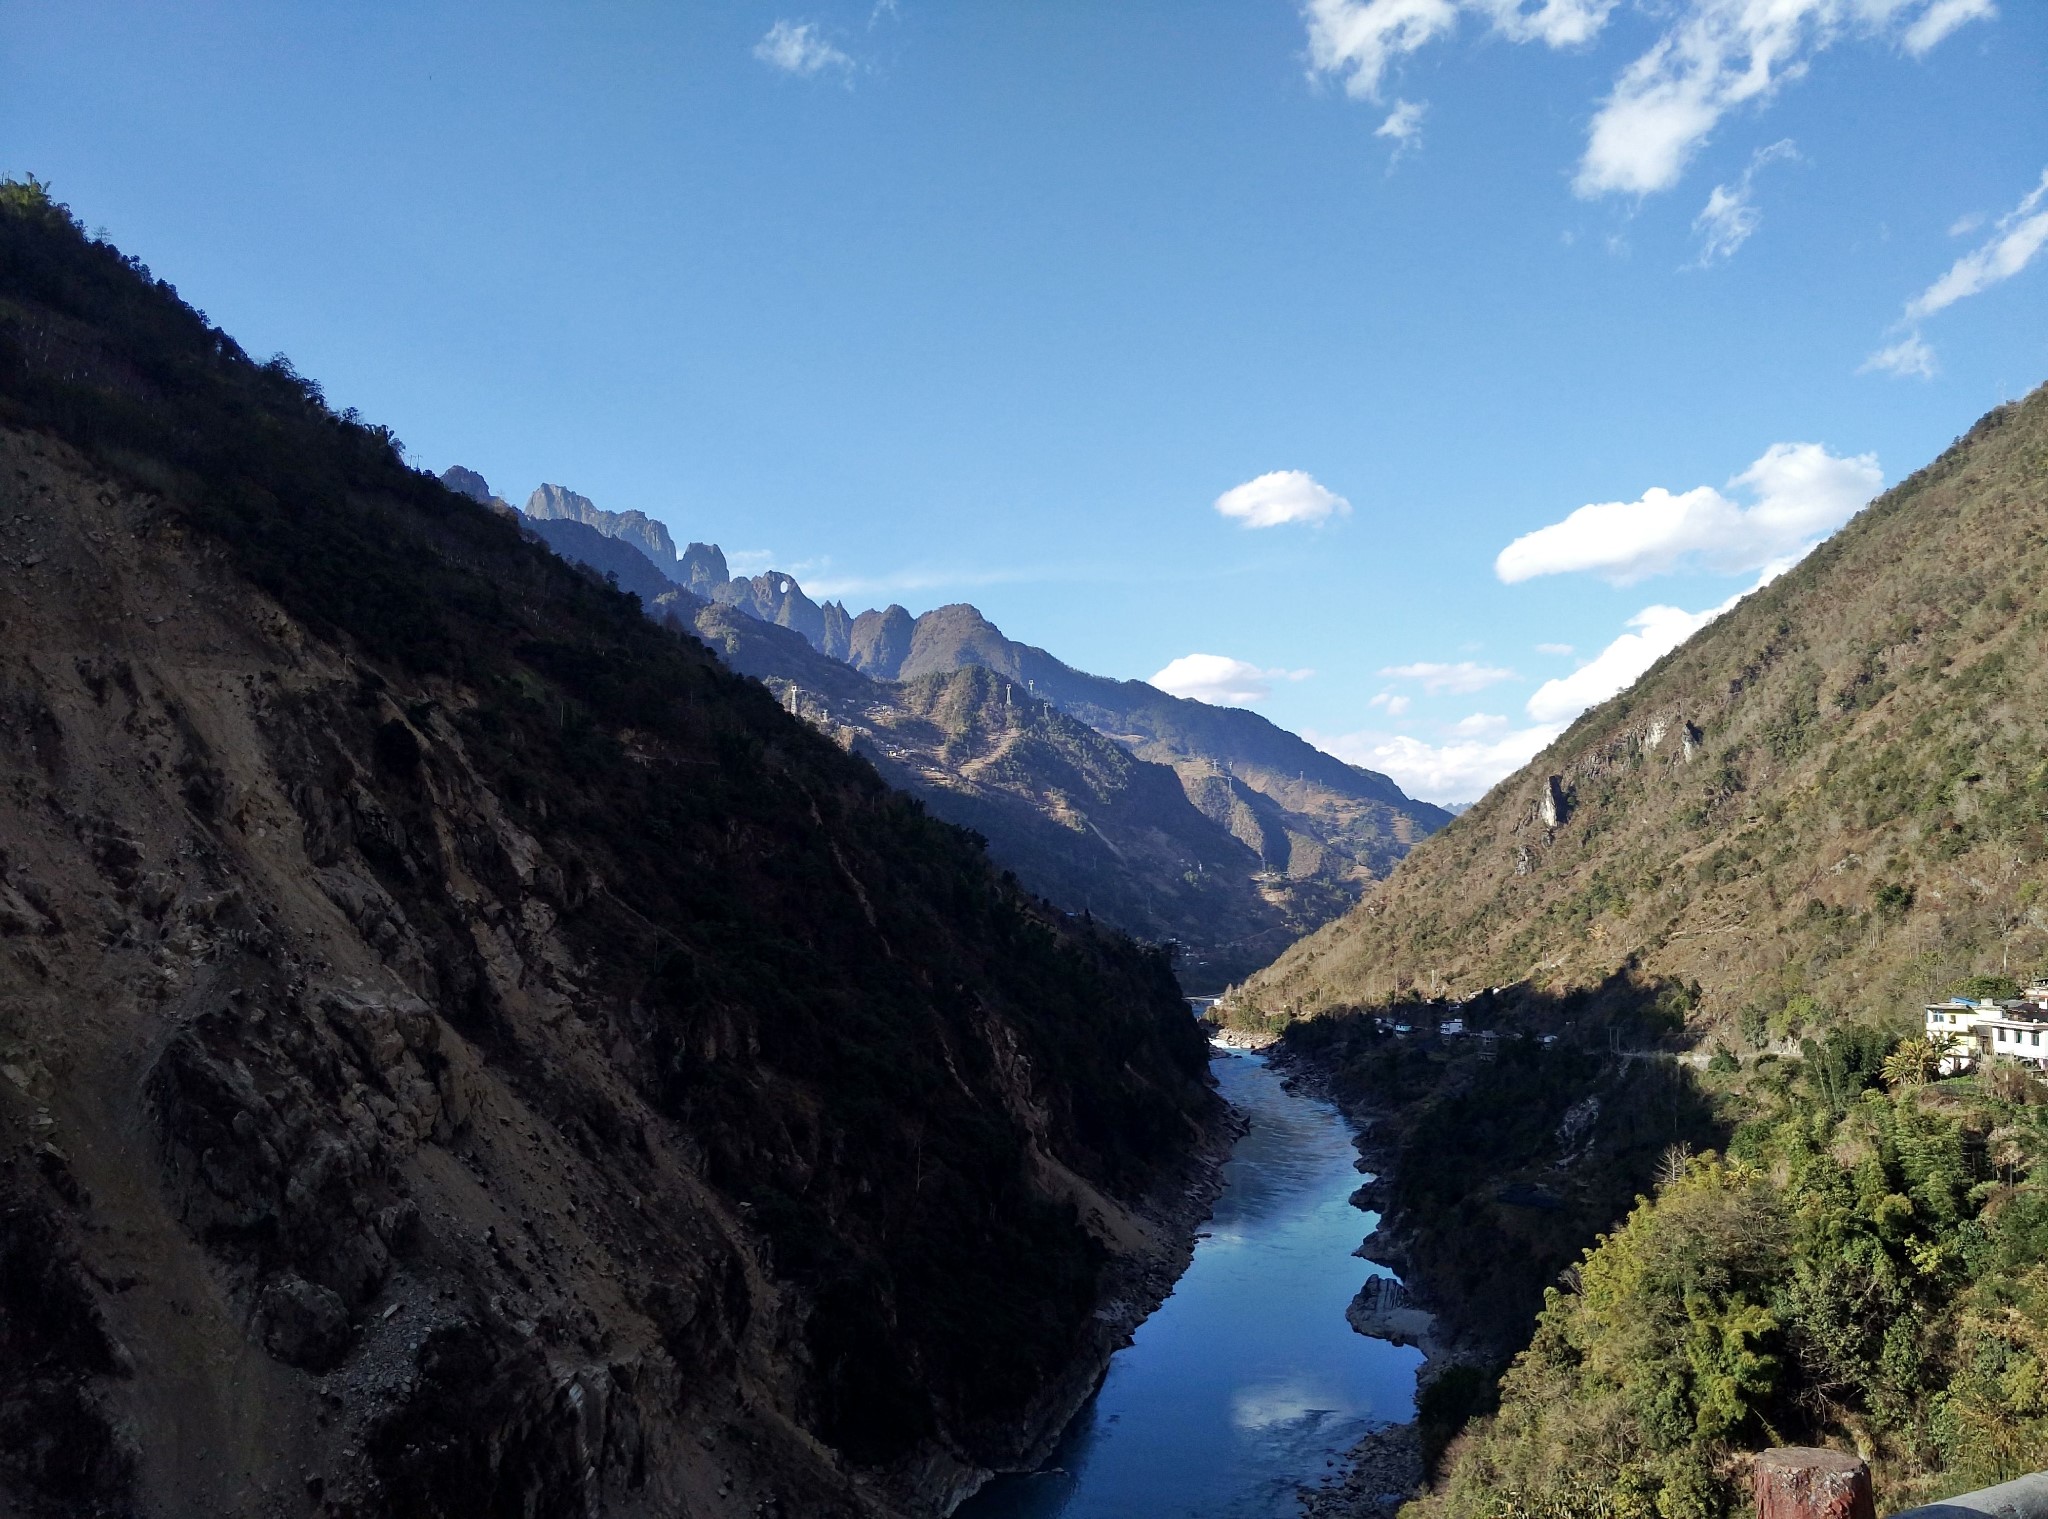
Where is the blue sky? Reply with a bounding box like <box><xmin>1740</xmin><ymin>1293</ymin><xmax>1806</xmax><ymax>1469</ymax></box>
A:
<box><xmin>6</xmin><ymin>1</ymin><xmax>2044</xmax><ymax>801</ymax></box>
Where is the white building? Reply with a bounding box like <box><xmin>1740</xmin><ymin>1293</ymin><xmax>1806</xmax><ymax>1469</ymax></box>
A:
<box><xmin>1924</xmin><ymin>997</ymin><xmax>2048</xmax><ymax>1072</ymax></box>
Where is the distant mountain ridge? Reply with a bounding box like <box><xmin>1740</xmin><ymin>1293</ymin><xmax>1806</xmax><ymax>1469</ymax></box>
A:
<box><xmin>680</xmin><ymin>597</ymin><xmax>1310</xmax><ymax>977</ymax></box>
<box><xmin>525</xmin><ymin>481</ymin><xmax>678</xmax><ymax>568</ymax></box>
<box><xmin>449</xmin><ymin>467</ymin><xmax>1450</xmax><ymax>980</ymax></box>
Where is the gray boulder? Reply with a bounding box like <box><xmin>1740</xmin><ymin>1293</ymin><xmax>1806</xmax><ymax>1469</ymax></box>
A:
<box><xmin>257</xmin><ymin>1275</ymin><xmax>351</xmax><ymax>1370</ymax></box>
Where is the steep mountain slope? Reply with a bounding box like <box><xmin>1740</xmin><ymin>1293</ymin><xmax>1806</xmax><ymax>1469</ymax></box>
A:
<box><xmin>490</xmin><ymin>481</ymin><xmax>1390</xmax><ymax>981</ymax></box>
<box><xmin>892</xmin><ymin>603</ymin><xmax>1451</xmax><ymax>887</ymax></box>
<box><xmin>0</xmin><ymin>182</ymin><xmax>1223</xmax><ymax>1519</ymax></box>
<box><xmin>1235</xmin><ymin>389</ymin><xmax>2048</xmax><ymax>1032</ymax></box>
<box><xmin>481</xmin><ymin>481</ymin><xmax>1449</xmax><ymax>952</ymax></box>
<box><xmin>674</xmin><ymin>595</ymin><xmax>1303</xmax><ymax>981</ymax></box>
<box><xmin>523</xmin><ymin>515</ymin><xmax>677</xmax><ymax>608</ymax></box>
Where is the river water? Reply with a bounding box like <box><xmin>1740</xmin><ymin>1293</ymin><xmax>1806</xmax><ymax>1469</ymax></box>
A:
<box><xmin>959</xmin><ymin>1046</ymin><xmax>1422</xmax><ymax>1519</ymax></box>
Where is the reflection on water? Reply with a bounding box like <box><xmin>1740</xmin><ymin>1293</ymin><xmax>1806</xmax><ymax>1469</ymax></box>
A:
<box><xmin>958</xmin><ymin>1049</ymin><xmax>1421</xmax><ymax>1519</ymax></box>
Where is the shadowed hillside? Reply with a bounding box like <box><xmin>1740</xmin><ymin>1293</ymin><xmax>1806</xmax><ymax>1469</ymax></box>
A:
<box><xmin>0</xmin><ymin>178</ymin><xmax>1224</xmax><ymax>1519</ymax></box>
<box><xmin>675</xmin><ymin>596</ymin><xmax>1307</xmax><ymax>981</ymax></box>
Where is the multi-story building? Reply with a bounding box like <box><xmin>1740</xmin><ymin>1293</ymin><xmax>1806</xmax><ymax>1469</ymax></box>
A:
<box><xmin>1924</xmin><ymin>996</ymin><xmax>2048</xmax><ymax>1073</ymax></box>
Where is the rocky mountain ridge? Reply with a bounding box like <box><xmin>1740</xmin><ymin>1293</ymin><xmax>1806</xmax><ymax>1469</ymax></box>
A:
<box><xmin>466</xmin><ymin>470</ymin><xmax>1449</xmax><ymax>980</ymax></box>
<box><xmin>684</xmin><ymin>600</ymin><xmax>1313</xmax><ymax>979</ymax></box>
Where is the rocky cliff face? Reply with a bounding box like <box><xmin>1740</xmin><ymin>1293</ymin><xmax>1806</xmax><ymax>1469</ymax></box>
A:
<box><xmin>849</xmin><ymin>605</ymin><xmax>916</xmax><ymax>680</ymax></box>
<box><xmin>525</xmin><ymin>483</ymin><xmax>678</xmax><ymax>571</ymax></box>
<box><xmin>0</xmin><ymin>184</ymin><xmax>1223</xmax><ymax>1519</ymax></box>
<box><xmin>677</xmin><ymin>542</ymin><xmax>729</xmax><ymax>599</ymax></box>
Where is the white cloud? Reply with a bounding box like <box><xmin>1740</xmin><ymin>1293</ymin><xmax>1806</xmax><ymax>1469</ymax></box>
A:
<box><xmin>1904</xmin><ymin>167</ymin><xmax>2048</xmax><ymax>320</ymax></box>
<box><xmin>1525</xmin><ymin>602</ymin><xmax>1724</xmax><ymax>723</ymax></box>
<box><xmin>1214</xmin><ymin>470</ymin><xmax>1352</xmax><ymax>528</ymax></box>
<box><xmin>1860</xmin><ymin>331</ymin><xmax>1938</xmax><ymax>379</ymax></box>
<box><xmin>1494</xmin><ymin>441</ymin><xmax>1882</xmax><ymax>585</ymax></box>
<box><xmin>753</xmin><ymin>20</ymin><xmax>854</xmax><ymax>76</ymax></box>
<box><xmin>1694</xmin><ymin>184</ymin><xmax>1758</xmax><ymax>264</ymax></box>
<box><xmin>1948</xmin><ymin>211</ymin><xmax>1985</xmax><ymax>238</ymax></box>
<box><xmin>1452</xmin><ymin>712</ymin><xmax>1510</xmax><ymax>734</ymax></box>
<box><xmin>1302</xmin><ymin>0</ymin><xmax>1614</xmax><ymax>101</ymax></box>
<box><xmin>1313</xmin><ymin>723</ymin><xmax>1562</xmax><ymax>805</ymax></box>
<box><xmin>1304</xmin><ymin>0</ymin><xmax>1462</xmax><ymax>100</ymax></box>
<box><xmin>1692</xmin><ymin>140</ymin><xmax>1798</xmax><ymax>264</ymax></box>
<box><xmin>1376</xmin><ymin>99</ymin><xmax>1428</xmax><ymax>156</ymax></box>
<box><xmin>1379</xmin><ymin>660</ymin><xmax>1517</xmax><ymax>694</ymax></box>
<box><xmin>1575</xmin><ymin>0</ymin><xmax>1992</xmax><ymax>199</ymax></box>
<box><xmin>1536</xmin><ymin>641</ymin><xmax>1575</xmax><ymax>656</ymax></box>
<box><xmin>1521</xmin><ymin>549</ymin><xmax>1806</xmax><ymax>725</ymax></box>
<box><xmin>1901</xmin><ymin>0</ymin><xmax>1996</xmax><ymax>55</ymax></box>
<box><xmin>1303</xmin><ymin>1</ymin><xmax>1986</xmax><ymax>194</ymax></box>
<box><xmin>1150</xmin><ymin>654</ymin><xmax>1313</xmax><ymax>706</ymax></box>
<box><xmin>1368</xmin><ymin>691</ymin><xmax>1414</xmax><ymax>716</ymax></box>
<box><xmin>1478</xmin><ymin>0</ymin><xmax>1617</xmax><ymax>45</ymax></box>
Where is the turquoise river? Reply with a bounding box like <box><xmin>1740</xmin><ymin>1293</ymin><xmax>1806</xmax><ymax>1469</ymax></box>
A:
<box><xmin>958</xmin><ymin>1042</ymin><xmax>1423</xmax><ymax>1518</ymax></box>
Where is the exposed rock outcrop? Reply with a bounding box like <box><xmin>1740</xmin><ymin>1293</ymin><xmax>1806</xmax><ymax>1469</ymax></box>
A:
<box><xmin>525</xmin><ymin>482</ymin><xmax>678</xmax><ymax>569</ymax></box>
<box><xmin>849</xmin><ymin>605</ymin><xmax>916</xmax><ymax>680</ymax></box>
<box><xmin>677</xmin><ymin>541</ymin><xmax>729</xmax><ymax>598</ymax></box>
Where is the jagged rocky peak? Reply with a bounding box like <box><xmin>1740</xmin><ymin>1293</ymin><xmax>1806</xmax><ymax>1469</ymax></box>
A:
<box><xmin>522</xmin><ymin>493</ymin><xmax>858</xmax><ymax>662</ymax></box>
<box><xmin>741</xmin><ymin>570</ymin><xmax>823</xmax><ymax>646</ymax></box>
<box><xmin>438</xmin><ymin>465</ymin><xmax>514</xmax><ymax>517</ymax></box>
<box><xmin>900</xmin><ymin>602</ymin><xmax>1022</xmax><ymax>682</ymax></box>
<box><xmin>525</xmin><ymin>481</ymin><xmax>677</xmax><ymax>567</ymax></box>
<box><xmin>677</xmin><ymin>540</ymin><xmax>729</xmax><ymax>597</ymax></box>
<box><xmin>708</xmin><ymin>568</ymin><xmax>853</xmax><ymax>658</ymax></box>
<box><xmin>439</xmin><ymin>465</ymin><xmax>492</xmax><ymax>504</ymax></box>
<box><xmin>848</xmin><ymin>603</ymin><xmax>915</xmax><ymax>679</ymax></box>
<box><xmin>820</xmin><ymin>599</ymin><xmax>852</xmax><ymax>661</ymax></box>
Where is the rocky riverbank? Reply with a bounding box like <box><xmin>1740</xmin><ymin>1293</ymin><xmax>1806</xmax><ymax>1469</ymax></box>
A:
<box><xmin>944</xmin><ymin>1091</ymin><xmax>1249</xmax><ymax>1512</ymax></box>
<box><xmin>1207</xmin><ymin>1025</ymin><xmax>1280</xmax><ymax>1051</ymax></box>
<box><xmin>1268</xmin><ymin>1047</ymin><xmax>1484</xmax><ymax>1519</ymax></box>
<box><xmin>1299</xmin><ymin>1422</ymin><xmax>1425</xmax><ymax>1519</ymax></box>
